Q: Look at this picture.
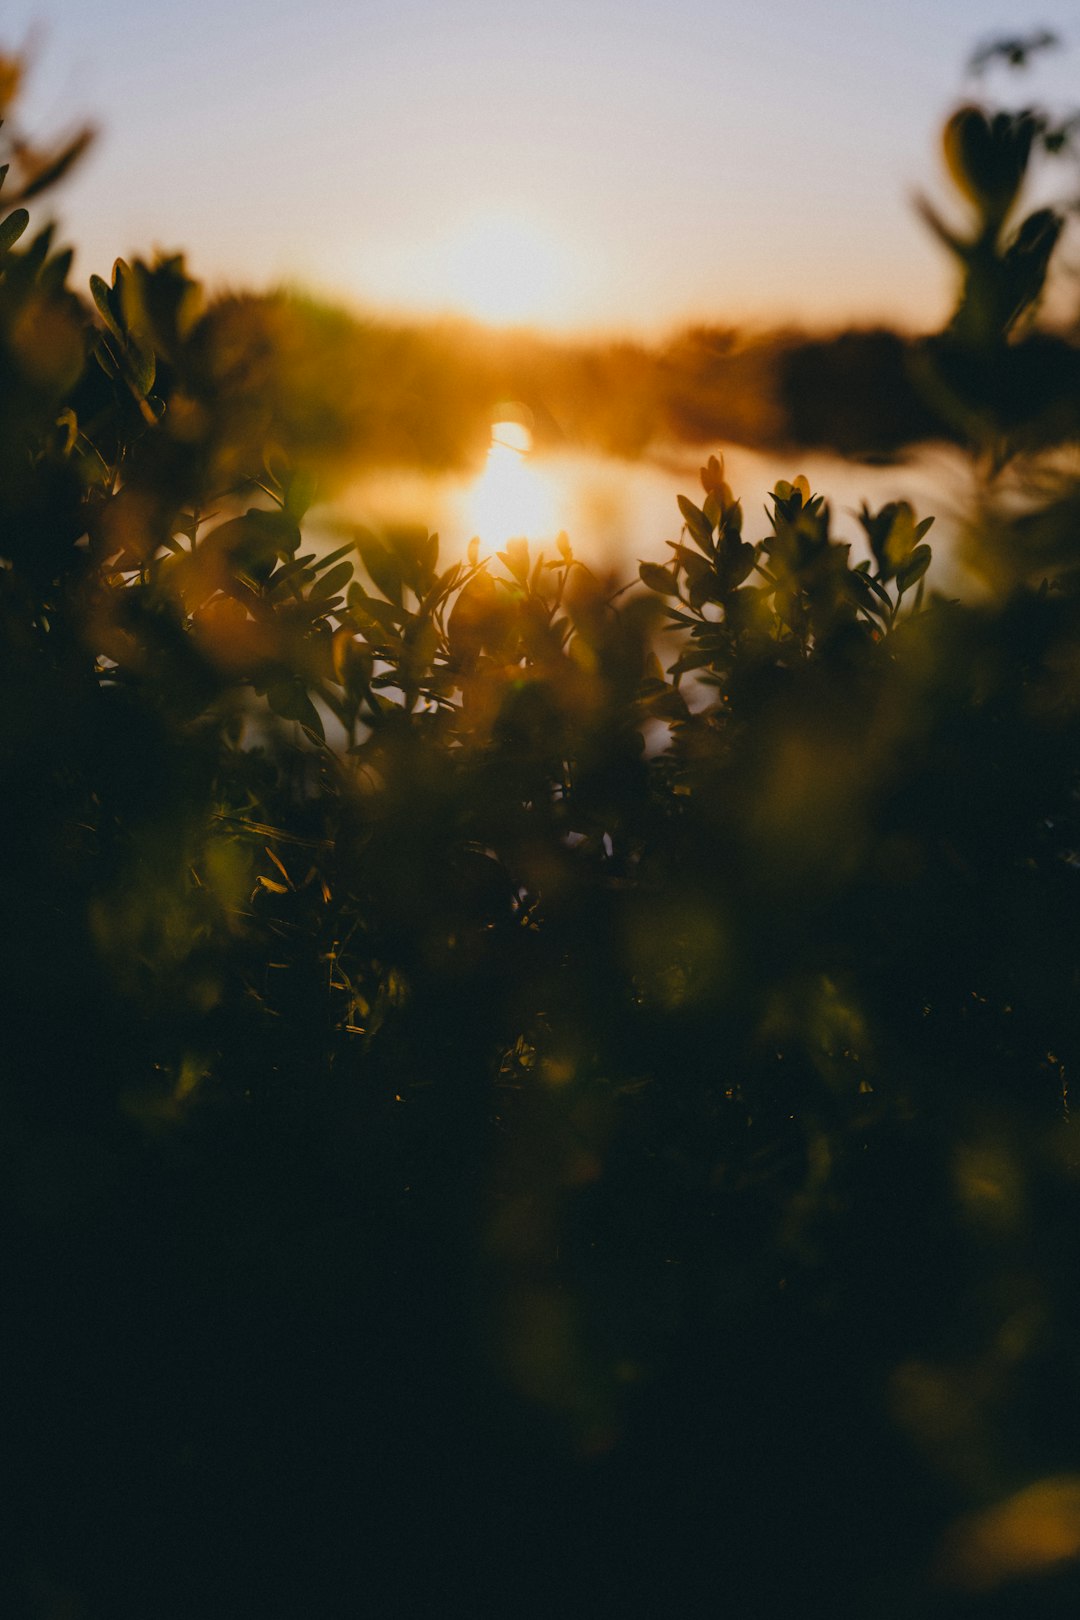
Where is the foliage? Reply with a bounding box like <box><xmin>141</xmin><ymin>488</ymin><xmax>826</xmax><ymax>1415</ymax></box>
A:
<box><xmin>5</xmin><ymin>42</ymin><xmax>1080</xmax><ymax>1620</ymax></box>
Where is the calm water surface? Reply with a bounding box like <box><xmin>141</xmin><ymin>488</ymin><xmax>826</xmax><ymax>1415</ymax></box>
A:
<box><xmin>331</xmin><ymin>439</ymin><xmax>974</xmax><ymax>593</ymax></box>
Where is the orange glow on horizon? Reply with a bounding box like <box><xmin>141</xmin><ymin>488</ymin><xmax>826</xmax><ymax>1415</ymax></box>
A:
<box><xmin>353</xmin><ymin>211</ymin><xmax>585</xmax><ymax>329</ymax></box>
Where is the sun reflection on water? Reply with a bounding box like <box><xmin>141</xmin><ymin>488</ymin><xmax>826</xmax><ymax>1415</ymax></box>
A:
<box><xmin>332</xmin><ymin>443</ymin><xmax>964</xmax><ymax>592</ymax></box>
<box><xmin>460</xmin><ymin>417</ymin><xmax>561</xmax><ymax>553</ymax></box>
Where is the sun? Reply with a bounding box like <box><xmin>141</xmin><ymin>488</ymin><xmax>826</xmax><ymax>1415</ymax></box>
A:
<box><xmin>341</xmin><ymin>207</ymin><xmax>588</xmax><ymax>329</ymax></box>
<box><xmin>439</xmin><ymin>212</ymin><xmax>571</xmax><ymax>326</ymax></box>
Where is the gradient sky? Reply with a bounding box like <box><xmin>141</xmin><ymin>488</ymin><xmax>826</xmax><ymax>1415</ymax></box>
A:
<box><xmin>8</xmin><ymin>1</ymin><xmax>1080</xmax><ymax>335</ymax></box>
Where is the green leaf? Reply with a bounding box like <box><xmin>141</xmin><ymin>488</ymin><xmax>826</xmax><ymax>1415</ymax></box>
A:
<box><xmin>39</xmin><ymin>246</ymin><xmax>73</xmax><ymax>294</ymax></box>
<box><xmin>18</xmin><ymin>224</ymin><xmax>53</xmax><ymax>278</ymax></box>
<box><xmin>529</xmin><ymin>550</ymin><xmax>547</xmax><ymax>594</ymax></box>
<box><xmin>315</xmin><ymin>540</ymin><xmax>357</xmax><ymax>573</ymax></box>
<box><xmin>347</xmin><ymin>582</ymin><xmax>408</xmax><ymax>636</ymax></box>
<box><xmin>14</xmin><ymin>129</ymin><xmax>94</xmax><ymax>203</ymax></box>
<box><xmin>283</xmin><ymin>468</ymin><xmax>318</xmax><ymax>519</ymax></box>
<box><xmin>855</xmin><ymin>569</ymin><xmax>893</xmax><ymax>612</ymax></box>
<box><xmin>667</xmin><ymin>647</ymin><xmax>714</xmax><ymax>676</ymax></box>
<box><xmin>640</xmin><ymin>561</ymin><xmax>679</xmax><ymax>595</ymax></box>
<box><xmin>93</xmin><ymin>333</ymin><xmax>120</xmax><ymax>379</ymax></box>
<box><xmin>677</xmin><ymin>495</ymin><xmax>714</xmax><ymax>554</ymax></box>
<box><xmin>90</xmin><ymin>272</ymin><xmax>123</xmax><ymax>338</ymax></box>
<box><xmin>682</xmin><ymin>552</ymin><xmax>713</xmax><ymax>605</ymax></box>
<box><xmin>847</xmin><ymin>569</ymin><xmax>890</xmax><ymax>620</ymax></box>
<box><xmin>309</xmin><ymin>559</ymin><xmax>354</xmax><ymax>602</ymax></box>
<box><xmin>421</xmin><ymin>530</ymin><xmax>440</xmax><ymax>586</ymax></box>
<box><xmin>718</xmin><ymin>537</ymin><xmax>757</xmax><ymax>592</ymax></box>
<box><xmin>126</xmin><ymin>337</ymin><xmax>155</xmax><ymax>397</ymax></box>
<box><xmin>666</xmin><ymin>543</ymin><xmax>703</xmax><ymax>570</ymax></box>
<box><xmin>641</xmin><ymin>684</ymin><xmax>690</xmax><ymax>720</ymax></box>
<box><xmin>497</xmin><ymin>538</ymin><xmax>530</xmax><ymax>584</ymax></box>
<box><xmin>0</xmin><ymin>206</ymin><xmax>29</xmax><ymax>255</ymax></box>
<box><xmin>724</xmin><ymin>586</ymin><xmax>768</xmax><ymax>637</ymax></box>
<box><xmin>356</xmin><ymin>530</ymin><xmax>403</xmax><ymax>605</ymax></box>
<box><xmin>270</xmin><ymin>552</ymin><xmax>318</xmax><ymax>598</ymax></box>
<box><xmin>267</xmin><ymin>680</ymin><xmax>324</xmax><ymax>737</ymax></box>
<box><xmin>896</xmin><ymin>544</ymin><xmax>932</xmax><ymax>595</ymax></box>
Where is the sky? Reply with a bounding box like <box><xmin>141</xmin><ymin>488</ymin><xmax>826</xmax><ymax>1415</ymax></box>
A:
<box><xmin>7</xmin><ymin>2</ymin><xmax>1080</xmax><ymax>336</ymax></box>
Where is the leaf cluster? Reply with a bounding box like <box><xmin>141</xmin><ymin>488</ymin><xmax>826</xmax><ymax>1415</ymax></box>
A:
<box><xmin>5</xmin><ymin>48</ymin><xmax>1080</xmax><ymax>1619</ymax></box>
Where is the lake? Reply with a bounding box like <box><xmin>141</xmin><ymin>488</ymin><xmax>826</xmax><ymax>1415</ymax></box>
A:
<box><xmin>332</xmin><ymin>432</ymin><xmax>976</xmax><ymax>595</ymax></box>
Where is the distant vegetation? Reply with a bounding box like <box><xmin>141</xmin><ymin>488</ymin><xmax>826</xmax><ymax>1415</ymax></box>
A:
<box><xmin>162</xmin><ymin>273</ymin><xmax>1080</xmax><ymax>477</ymax></box>
<box><xmin>5</xmin><ymin>34</ymin><xmax>1080</xmax><ymax>1619</ymax></box>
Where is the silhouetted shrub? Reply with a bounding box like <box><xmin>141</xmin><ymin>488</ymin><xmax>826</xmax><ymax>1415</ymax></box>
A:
<box><xmin>5</xmin><ymin>40</ymin><xmax>1080</xmax><ymax>1620</ymax></box>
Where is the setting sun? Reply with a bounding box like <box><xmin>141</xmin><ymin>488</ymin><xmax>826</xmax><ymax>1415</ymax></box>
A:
<box><xmin>442</xmin><ymin>214</ymin><xmax>570</xmax><ymax>324</ymax></box>
<box><xmin>376</xmin><ymin>212</ymin><xmax>572</xmax><ymax>327</ymax></box>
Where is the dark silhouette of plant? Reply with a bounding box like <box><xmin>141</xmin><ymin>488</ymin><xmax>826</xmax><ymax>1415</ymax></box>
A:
<box><xmin>5</xmin><ymin>38</ymin><xmax>1080</xmax><ymax>1620</ymax></box>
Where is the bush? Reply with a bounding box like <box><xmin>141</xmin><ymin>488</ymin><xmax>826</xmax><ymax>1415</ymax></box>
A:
<box><xmin>5</xmin><ymin>40</ymin><xmax>1080</xmax><ymax>1619</ymax></box>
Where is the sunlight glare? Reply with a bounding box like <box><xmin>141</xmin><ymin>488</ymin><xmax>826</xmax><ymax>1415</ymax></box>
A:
<box><xmin>441</xmin><ymin>213</ymin><xmax>571</xmax><ymax>325</ymax></box>
<box><xmin>463</xmin><ymin>417</ymin><xmax>559</xmax><ymax>550</ymax></box>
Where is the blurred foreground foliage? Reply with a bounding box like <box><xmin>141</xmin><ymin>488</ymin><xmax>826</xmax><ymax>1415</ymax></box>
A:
<box><xmin>7</xmin><ymin>37</ymin><xmax>1080</xmax><ymax>1620</ymax></box>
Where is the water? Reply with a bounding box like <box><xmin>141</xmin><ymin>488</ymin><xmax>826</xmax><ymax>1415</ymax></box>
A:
<box><xmin>330</xmin><ymin>436</ymin><xmax>975</xmax><ymax>592</ymax></box>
